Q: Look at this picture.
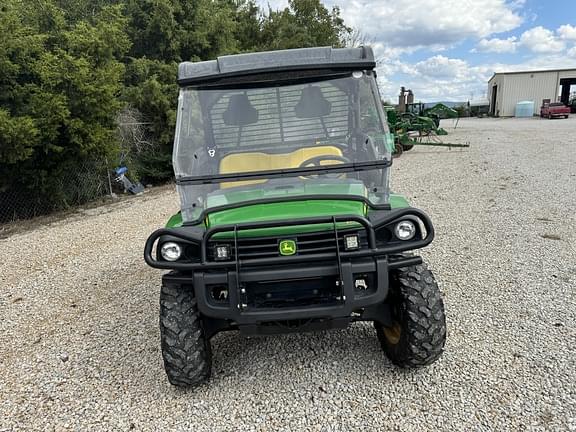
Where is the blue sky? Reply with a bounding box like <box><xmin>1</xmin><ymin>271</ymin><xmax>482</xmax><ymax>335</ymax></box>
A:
<box><xmin>258</xmin><ymin>0</ymin><xmax>576</xmax><ymax>102</ymax></box>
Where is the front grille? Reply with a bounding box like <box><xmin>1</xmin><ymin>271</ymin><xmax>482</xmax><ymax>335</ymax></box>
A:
<box><xmin>244</xmin><ymin>276</ymin><xmax>341</xmax><ymax>308</ymax></box>
<box><xmin>207</xmin><ymin>229</ymin><xmax>367</xmax><ymax>261</ymax></box>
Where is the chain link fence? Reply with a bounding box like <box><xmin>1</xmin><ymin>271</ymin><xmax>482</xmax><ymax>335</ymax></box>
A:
<box><xmin>1</xmin><ymin>107</ymin><xmax>158</xmax><ymax>225</ymax></box>
<box><xmin>0</xmin><ymin>158</ymin><xmax>113</xmax><ymax>224</ymax></box>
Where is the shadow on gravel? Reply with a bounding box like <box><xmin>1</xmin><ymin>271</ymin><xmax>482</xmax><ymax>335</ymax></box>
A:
<box><xmin>204</xmin><ymin>323</ymin><xmax>403</xmax><ymax>382</ymax></box>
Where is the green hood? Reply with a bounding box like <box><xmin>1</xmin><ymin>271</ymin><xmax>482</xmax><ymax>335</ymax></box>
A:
<box><xmin>206</xmin><ymin>182</ymin><xmax>366</xmax><ymax>208</ymax></box>
<box><xmin>207</xmin><ymin>199</ymin><xmax>366</xmax><ymax>237</ymax></box>
<box><xmin>206</xmin><ymin>183</ymin><xmax>367</xmax><ymax>237</ymax></box>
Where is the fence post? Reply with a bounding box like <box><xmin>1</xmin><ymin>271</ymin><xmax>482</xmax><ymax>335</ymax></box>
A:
<box><xmin>105</xmin><ymin>157</ymin><xmax>114</xmax><ymax>198</ymax></box>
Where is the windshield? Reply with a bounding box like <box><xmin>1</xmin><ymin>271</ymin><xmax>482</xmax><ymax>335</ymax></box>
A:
<box><xmin>173</xmin><ymin>72</ymin><xmax>393</xmax><ymax>222</ymax></box>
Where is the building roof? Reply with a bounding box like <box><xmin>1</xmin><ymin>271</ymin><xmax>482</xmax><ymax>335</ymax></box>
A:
<box><xmin>178</xmin><ymin>46</ymin><xmax>376</xmax><ymax>85</ymax></box>
<box><xmin>488</xmin><ymin>67</ymin><xmax>576</xmax><ymax>82</ymax></box>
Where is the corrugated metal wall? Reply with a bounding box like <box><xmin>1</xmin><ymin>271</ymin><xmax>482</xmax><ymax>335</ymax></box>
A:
<box><xmin>501</xmin><ymin>72</ymin><xmax>558</xmax><ymax>116</ymax></box>
<box><xmin>488</xmin><ymin>69</ymin><xmax>576</xmax><ymax>117</ymax></box>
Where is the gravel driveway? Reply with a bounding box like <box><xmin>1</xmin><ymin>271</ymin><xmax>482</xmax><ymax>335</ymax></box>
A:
<box><xmin>1</xmin><ymin>117</ymin><xmax>575</xmax><ymax>431</ymax></box>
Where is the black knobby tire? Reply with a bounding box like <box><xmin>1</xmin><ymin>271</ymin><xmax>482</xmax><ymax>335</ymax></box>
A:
<box><xmin>393</xmin><ymin>142</ymin><xmax>403</xmax><ymax>158</ymax></box>
<box><xmin>401</xmin><ymin>143</ymin><xmax>414</xmax><ymax>152</ymax></box>
<box><xmin>159</xmin><ymin>284</ymin><xmax>212</xmax><ymax>387</ymax></box>
<box><xmin>375</xmin><ymin>263</ymin><xmax>446</xmax><ymax>367</ymax></box>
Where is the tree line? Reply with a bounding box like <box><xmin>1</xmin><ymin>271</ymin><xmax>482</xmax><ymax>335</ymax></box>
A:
<box><xmin>0</xmin><ymin>0</ymin><xmax>350</xmax><ymax>214</ymax></box>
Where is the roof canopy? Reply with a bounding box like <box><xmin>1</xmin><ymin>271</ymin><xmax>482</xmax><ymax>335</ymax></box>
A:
<box><xmin>178</xmin><ymin>46</ymin><xmax>376</xmax><ymax>85</ymax></box>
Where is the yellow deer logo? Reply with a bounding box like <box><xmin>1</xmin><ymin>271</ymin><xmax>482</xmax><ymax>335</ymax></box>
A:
<box><xmin>279</xmin><ymin>239</ymin><xmax>297</xmax><ymax>256</ymax></box>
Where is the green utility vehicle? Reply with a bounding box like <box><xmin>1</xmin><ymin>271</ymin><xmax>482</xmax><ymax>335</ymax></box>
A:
<box><xmin>144</xmin><ymin>47</ymin><xmax>446</xmax><ymax>387</ymax></box>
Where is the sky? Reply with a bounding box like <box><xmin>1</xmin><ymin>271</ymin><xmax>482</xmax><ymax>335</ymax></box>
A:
<box><xmin>258</xmin><ymin>0</ymin><xmax>576</xmax><ymax>102</ymax></box>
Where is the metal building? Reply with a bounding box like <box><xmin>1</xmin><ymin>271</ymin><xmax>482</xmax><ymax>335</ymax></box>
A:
<box><xmin>488</xmin><ymin>68</ymin><xmax>576</xmax><ymax>117</ymax></box>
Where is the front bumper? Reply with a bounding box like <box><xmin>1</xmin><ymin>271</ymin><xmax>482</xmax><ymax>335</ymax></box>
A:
<box><xmin>172</xmin><ymin>257</ymin><xmax>391</xmax><ymax>322</ymax></box>
<box><xmin>146</xmin><ymin>208</ymin><xmax>434</xmax><ymax>326</ymax></box>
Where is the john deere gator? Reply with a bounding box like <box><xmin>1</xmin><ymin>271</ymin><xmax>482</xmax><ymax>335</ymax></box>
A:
<box><xmin>144</xmin><ymin>47</ymin><xmax>446</xmax><ymax>387</ymax></box>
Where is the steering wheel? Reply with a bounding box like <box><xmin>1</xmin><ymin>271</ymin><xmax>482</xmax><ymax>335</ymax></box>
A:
<box><xmin>298</xmin><ymin>155</ymin><xmax>351</xmax><ymax>179</ymax></box>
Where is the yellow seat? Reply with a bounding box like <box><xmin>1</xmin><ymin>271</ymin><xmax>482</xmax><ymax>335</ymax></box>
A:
<box><xmin>219</xmin><ymin>145</ymin><xmax>343</xmax><ymax>189</ymax></box>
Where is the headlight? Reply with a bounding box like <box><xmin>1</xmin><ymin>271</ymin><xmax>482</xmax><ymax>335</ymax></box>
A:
<box><xmin>213</xmin><ymin>244</ymin><xmax>231</xmax><ymax>261</ymax></box>
<box><xmin>343</xmin><ymin>234</ymin><xmax>360</xmax><ymax>251</ymax></box>
<box><xmin>394</xmin><ymin>221</ymin><xmax>416</xmax><ymax>240</ymax></box>
<box><xmin>160</xmin><ymin>242</ymin><xmax>182</xmax><ymax>261</ymax></box>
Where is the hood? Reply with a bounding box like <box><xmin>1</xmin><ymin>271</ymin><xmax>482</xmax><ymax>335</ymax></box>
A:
<box><xmin>207</xmin><ymin>199</ymin><xmax>366</xmax><ymax>227</ymax></box>
<box><xmin>205</xmin><ymin>182</ymin><xmax>367</xmax><ymax>237</ymax></box>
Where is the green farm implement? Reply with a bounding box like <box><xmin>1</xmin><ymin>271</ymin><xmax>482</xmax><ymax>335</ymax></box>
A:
<box><xmin>384</xmin><ymin>103</ymin><xmax>469</xmax><ymax>157</ymax></box>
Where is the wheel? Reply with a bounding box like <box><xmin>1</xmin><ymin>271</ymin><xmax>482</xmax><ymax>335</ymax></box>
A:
<box><xmin>393</xmin><ymin>142</ymin><xmax>403</xmax><ymax>158</ymax></box>
<box><xmin>160</xmin><ymin>283</ymin><xmax>212</xmax><ymax>387</ymax></box>
<box><xmin>401</xmin><ymin>144</ymin><xmax>414</xmax><ymax>152</ymax></box>
<box><xmin>375</xmin><ymin>263</ymin><xmax>446</xmax><ymax>367</ymax></box>
<box><xmin>565</xmin><ymin>115</ymin><xmax>569</xmax><ymax>119</ymax></box>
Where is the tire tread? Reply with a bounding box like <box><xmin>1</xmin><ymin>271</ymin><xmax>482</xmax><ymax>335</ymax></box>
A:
<box><xmin>160</xmin><ymin>284</ymin><xmax>211</xmax><ymax>387</ymax></box>
<box><xmin>376</xmin><ymin>263</ymin><xmax>446</xmax><ymax>367</ymax></box>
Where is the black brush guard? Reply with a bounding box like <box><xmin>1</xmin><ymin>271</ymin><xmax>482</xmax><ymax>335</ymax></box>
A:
<box><xmin>144</xmin><ymin>209</ymin><xmax>434</xmax><ymax>325</ymax></box>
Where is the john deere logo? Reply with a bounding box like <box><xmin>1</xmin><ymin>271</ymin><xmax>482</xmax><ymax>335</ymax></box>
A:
<box><xmin>279</xmin><ymin>239</ymin><xmax>297</xmax><ymax>256</ymax></box>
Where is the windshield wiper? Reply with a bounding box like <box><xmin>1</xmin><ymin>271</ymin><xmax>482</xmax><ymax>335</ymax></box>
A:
<box><xmin>175</xmin><ymin>160</ymin><xmax>392</xmax><ymax>185</ymax></box>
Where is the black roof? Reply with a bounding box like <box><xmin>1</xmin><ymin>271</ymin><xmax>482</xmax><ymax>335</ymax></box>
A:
<box><xmin>178</xmin><ymin>46</ymin><xmax>376</xmax><ymax>85</ymax></box>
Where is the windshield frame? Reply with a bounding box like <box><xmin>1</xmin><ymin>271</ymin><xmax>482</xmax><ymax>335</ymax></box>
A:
<box><xmin>176</xmin><ymin>159</ymin><xmax>391</xmax><ymax>185</ymax></box>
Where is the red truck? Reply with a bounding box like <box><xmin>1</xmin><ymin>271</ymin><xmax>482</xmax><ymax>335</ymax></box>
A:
<box><xmin>540</xmin><ymin>102</ymin><xmax>570</xmax><ymax>119</ymax></box>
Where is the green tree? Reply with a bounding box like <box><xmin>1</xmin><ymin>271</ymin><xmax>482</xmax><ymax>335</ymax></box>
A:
<box><xmin>122</xmin><ymin>58</ymin><xmax>179</xmax><ymax>180</ymax></box>
<box><xmin>234</xmin><ymin>0</ymin><xmax>263</xmax><ymax>52</ymax></box>
<box><xmin>0</xmin><ymin>2</ymin><xmax>130</xmax><ymax>210</ymax></box>
<box><xmin>260</xmin><ymin>0</ymin><xmax>350</xmax><ymax>50</ymax></box>
<box><xmin>124</xmin><ymin>0</ymin><xmax>238</xmax><ymax>62</ymax></box>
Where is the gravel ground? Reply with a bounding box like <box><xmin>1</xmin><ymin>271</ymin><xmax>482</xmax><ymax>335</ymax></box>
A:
<box><xmin>1</xmin><ymin>117</ymin><xmax>575</xmax><ymax>431</ymax></box>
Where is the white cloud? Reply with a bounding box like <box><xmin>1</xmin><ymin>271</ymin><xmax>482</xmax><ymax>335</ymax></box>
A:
<box><xmin>335</xmin><ymin>0</ymin><xmax>523</xmax><ymax>49</ymax></box>
<box><xmin>260</xmin><ymin>0</ymin><xmax>523</xmax><ymax>50</ymax></box>
<box><xmin>566</xmin><ymin>47</ymin><xmax>576</xmax><ymax>58</ymax></box>
<box><xmin>519</xmin><ymin>26</ymin><xmax>565</xmax><ymax>53</ymax></box>
<box><xmin>377</xmin><ymin>55</ymin><xmax>492</xmax><ymax>101</ymax></box>
<box><xmin>475</xmin><ymin>36</ymin><xmax>517</xmax><ymax>53</ymax></box>
<box><xmin>413</xmin><ymin>55</ymin><xmax>469</xmax><ymax>80</ymax></box>
<box><xmin>475</xmin><ymin>26</ymin><xmax>576</xmax><ymax>54</ymax></box>
<box><xmin>557</xmin><ymin>24</ymin><xmax>576</xmax><ymax>41</ymax></box>
<box><xmin>490</xmin><ymin>56</ymin><xmax>572</xmax><ymax>73</ymax></box>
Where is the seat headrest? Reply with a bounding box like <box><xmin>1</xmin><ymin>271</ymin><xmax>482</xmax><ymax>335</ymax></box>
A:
<box><xmin>223</xmin><ymin>94</ymin><xmax>258</xmax><ymax>126</ymax></box>
<box><xmin>295</xmin><ymin>86</ymin><xmax>331</xmax><ymax>118</ymax></box>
